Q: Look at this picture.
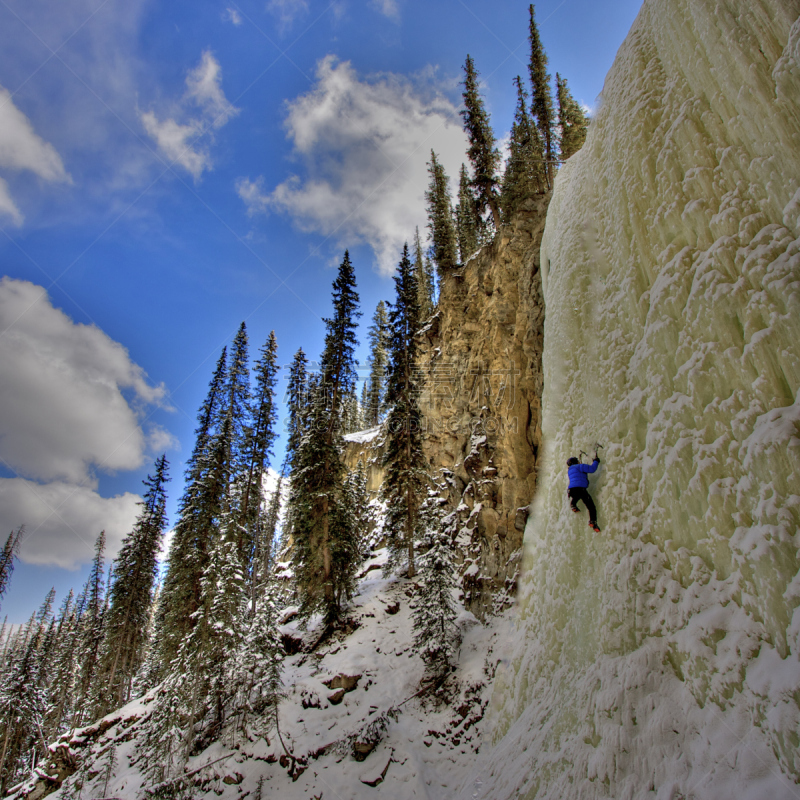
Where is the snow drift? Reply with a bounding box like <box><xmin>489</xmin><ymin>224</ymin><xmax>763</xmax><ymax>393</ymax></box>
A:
<box><xmin>473</xmin><ymin>0</ymin><xmax>800</xmax><ymax>797</ymax></box>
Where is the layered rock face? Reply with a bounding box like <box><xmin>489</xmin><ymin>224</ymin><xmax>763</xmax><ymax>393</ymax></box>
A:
<box><xmin>472</xmin><ymin>1</ymin><xmax>800</xmax><ymax>798</ymax></box>
<box><xmin>417</xmin><ymin>194</ymin><xmax>550</xmax><ymax>617</ymax></box>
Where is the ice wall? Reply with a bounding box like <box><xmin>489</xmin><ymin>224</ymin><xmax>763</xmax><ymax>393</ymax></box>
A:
<box><xmin>469</xmin><ymin>1</ymin><xmax>800</xmax><ymax>798</ymax></box>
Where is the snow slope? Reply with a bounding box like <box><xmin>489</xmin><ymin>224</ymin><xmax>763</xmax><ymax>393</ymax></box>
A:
<box><xmin>473</xmin><ymin>0</ymin><xmax>800</xmax><ymax>798</ymax></box>
<box><xmin>26</xmin><ymin>549</ymin><xmax>504</xmax><ymax>800</ymax></box>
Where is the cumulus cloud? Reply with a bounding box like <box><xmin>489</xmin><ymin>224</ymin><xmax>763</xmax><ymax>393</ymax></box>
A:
<box><xmin>0</xmin><ymin>480</ymin><xmax>141</xmax><ymax>570</ymax></box>
<box><xmin>249</xmin><ymin>57</ymin><xmax>468</xmax><ymax>274</ymax></box>
<box><xmin>140</xmin><ymin>51</ymin><xmax>239</xmax><ymax>180</ymax></box>
<box><xmin>0</xmin><ymin>278</ymin><xmax>171</xmax><ymax>485</ymax></box>
<box><xmin>0</xmin><ymin>86</ymin><xmax>71</xmax><ymax>224</ymax></box>
<box><xmin>0</xmin><ymin>278</ymin><xmax>175</xmax><ymax>567</ymax></box>
<box><xmin>267</xmin><ymin>0</ymin><xmax>309</xmax><ymax>33</ymax></box>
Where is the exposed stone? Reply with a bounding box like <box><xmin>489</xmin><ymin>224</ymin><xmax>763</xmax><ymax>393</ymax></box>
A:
<box><xmin>328</xmin><ymin>689</ymin><xmax>346</xmax><ymax>705</ymax></box>
<box><xmin>417</xmin><ymin>196</ymin><xmax>550</xmax><ymax>618</ymax></box>
<box><xmin>323</xmin><ymin>673</ymin><xmax>362</xmax><ymax>692</ymax></box>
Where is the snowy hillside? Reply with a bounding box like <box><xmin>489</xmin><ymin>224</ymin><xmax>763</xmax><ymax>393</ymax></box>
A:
<box><xmin>18</xmin><ymin>549</ymin><xmax>504</xmax><ymax>800</ymax></box>
<box><xmin>473</xmin><ymin>0</ymin><xmax>800</xmax><ymax>798</ymax></box>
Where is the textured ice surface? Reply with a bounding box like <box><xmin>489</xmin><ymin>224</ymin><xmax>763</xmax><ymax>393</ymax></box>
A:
<box><xmin>474</xmin><ymin>0</ymin><xmax>800</xmax><ymax>798</ymax></box>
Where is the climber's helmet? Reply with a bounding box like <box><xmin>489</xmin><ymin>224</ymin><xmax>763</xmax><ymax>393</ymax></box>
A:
<box><xmin>566</xmin><ymin>457</ymin><xmax>579</xmax><ymax>466</ymax></box>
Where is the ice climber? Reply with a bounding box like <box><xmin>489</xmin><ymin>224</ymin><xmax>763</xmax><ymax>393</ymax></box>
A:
<box><xmin>567</xmin><ymin>453</ymin><xmax>601</xmax><ymax>532</ymax></box>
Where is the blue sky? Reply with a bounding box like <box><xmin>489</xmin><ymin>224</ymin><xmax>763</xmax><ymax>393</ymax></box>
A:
<box><xmin>0</xmin><ymin>0</ymin><xmax>643</xmax><ymax>622</ymax></box>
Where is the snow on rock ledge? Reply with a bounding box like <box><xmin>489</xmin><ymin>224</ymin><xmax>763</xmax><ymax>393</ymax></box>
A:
<box><xmin>475</xmin><ymin>1</ymin><xmax>800</xmax><ymax>798</ymax></box>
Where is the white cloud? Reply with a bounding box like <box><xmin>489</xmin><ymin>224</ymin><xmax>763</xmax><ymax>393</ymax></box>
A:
<box><xmin>140</xmin><ymin>51</ymin><xmax>238</xmax><ymax>180</ymax></box>
<box><xmin>186</xmin><ymin>51</ymin><xmax>239</xmax><ymax>127</ymax></box>
<box><xmin>252</xmin><ymin>56</ymin><xmax>468</xmax><ymax>275</ymax></box>
<box><xmin>0</xmin><ymin>177</ymin><xmax>22</xmax><ymax>226</ymax></box>
<box><xmin>370</xmin><ymin>0</ymin><xmax>400</xmax><ymax>21</ymax></box>
<box><xmin>0</xmin><ymin>86</ymin><xmax>70</xmax><ymax>225</ymax></box>
<box><xmin>267</xmin><ymin>0</ymin><xmax>309</xmax><ymax>33</ymax></box>
<box><xmin>223</xmin><ymin>7</ymin><xmax>243</xmax><ymax>25</ymax></box>
<box><xmin>236</xmin><ymin>176</ymin><xmax>271</xmax><ymax>216</ymax></box>
<box><xmin>0</xmin><ymin>278</ymin><xmax>171</xmax><ymax>486</ymax></box>
<box><xmin>140</xmin><ymin>112</ymin><xmax>210</xmax><ymax>180</ymax></box>
<box><xmin>0</xmin><ymin>479</ymin><xmax>141</xmax><ymax>570</ymax></box>
<box><xmin>0</xmin><ymin>278</ymin><xmax>175</xmax><ymax>568</ymax></box>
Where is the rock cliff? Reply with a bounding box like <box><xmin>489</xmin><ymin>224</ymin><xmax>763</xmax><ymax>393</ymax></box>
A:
<box><xmin>417</xmin><ymin>194</ymin><xmax>550</xmax><ymax>618</ymax></box>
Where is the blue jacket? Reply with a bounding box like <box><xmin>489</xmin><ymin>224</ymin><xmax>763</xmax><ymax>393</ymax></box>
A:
<box><xmin>568</xmin><ymin>459</ymin><xmax>599</xmax><ymax>489</ymax></box>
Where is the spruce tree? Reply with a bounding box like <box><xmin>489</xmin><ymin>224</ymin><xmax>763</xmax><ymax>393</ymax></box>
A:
<box><xmin>73</xmin><ymin>531</ymin><xmax>108</xmax><ymax>727</ymax></box>
<box><xmin>93</xmin><ymin>456</ymin><xmax>170</xmax><ymax>718</ymax></box>
<box><xmin>0</xmin><ymin>527</ymin><xmax>23</xmax><ymax>611</ymax></box>
<box><xmin>501</xmin><ymin>75</ymin><xmax>547</xmax><ymax>218</ymax></box>
<box><xmin>413</xmin><ymin>227</ymin><xmax>435</xmax><ymax>321</ymax></box>
<box><xmin>43</xmin><ymin>590</ymin><xmax>77</xmax><ymax>740</ymax></box>
<box><xmin>365</xmin><ymin>301</ymin><xmax>389</xmax><ymax>428</ymax></box>
<box><xmin>425</xmin><ymin>151</ymin><xmax>459</xmax><ymax>277</ymax></box>
<box><xmin>556</xmin><ymin>72</ymin><xmax>589</xmax><ymax>160</ymax></box>
<box><xmin>155</xmin><ymin>347</ymin><xmax>227</xmax><ymax>675</ymax></box>
<box><xmin>461</xmin><ymin>55</ymin><xmax>502</xmax><ymax>230</ymax></box>
<box><xmin>284</xmin><ymin>348</ymin><xmax>309</xmax><ymax>472</ymax></box>
<box><xmin>289</xmin><ymin>251</ymin><xmax>361</xmax><ymax>624</ymax></box>
<box><xmin>455</xmin><ymin>164</ymin><xmax>480</xmax><ymax>263</ymax></box>
<box><xmin>224</xmin><ymin>323</ymin><xmax>252</xmax><ymax>562</ymax></box>
<box><xmin>528</xmin><ymin>3</ymin><xmax>556</xmax><ymax>187</ymax></box>
<box><xmin>381</xmin><ymin>244</ymin><xmax>428</xmax><ymax>579</ymax></box>
<box><xmin>0</xmin><ymin>598</ymin><xmax>50</xmax><ymax>793</ymax></box>
<box><xmin>412</xmin><ymin>494</ymin><xmax>459</xmax><ymax>679</ymax></box>
<box><xmin>238</xmin><ymin>331</ymin><xmax>279</xmax><ymax>576</ymax></box>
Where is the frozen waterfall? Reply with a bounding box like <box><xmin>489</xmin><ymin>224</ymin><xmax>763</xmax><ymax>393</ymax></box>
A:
<box><xmin>469</xmin><ymin>0</ymin><xmax>800</xmax><ymax>798</ymax></box>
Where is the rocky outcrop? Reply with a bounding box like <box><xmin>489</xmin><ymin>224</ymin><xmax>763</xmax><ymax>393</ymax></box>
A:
<box><xmin>417</xmin><ymin>194</ymin><xmax>551</xmax><ymax>618</ymax></box>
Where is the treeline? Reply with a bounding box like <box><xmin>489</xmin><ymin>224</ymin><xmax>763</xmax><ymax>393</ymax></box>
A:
<box><xmin>427</xmin><ymin>4</ymin><xmax>589</xmax><ymax>277</ymax></box>
<box><xmin>0</xmin><ymin>5</ymin><xmax>586</xmax><ymax>792</ymax></box>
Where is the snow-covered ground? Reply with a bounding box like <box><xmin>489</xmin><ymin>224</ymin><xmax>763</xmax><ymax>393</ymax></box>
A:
<box><xmin>27</xmin><ymin>549</ymin><xmax>507</xmax><ymax>800</ymax></box>
<box><xmin>474</xmin><ymin>1</ymin><xmax>800</xmax><ymax>798</ymax></box>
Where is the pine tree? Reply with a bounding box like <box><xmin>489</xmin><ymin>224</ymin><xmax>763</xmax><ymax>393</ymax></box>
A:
<box><xmin>501</xmin><ymin>76</ymin><xmax>547</xmax><ymax>218</ymax></box>
<box><xmin>381</xmin><ymin>244</ymin><xmax>428</xmax><ymax>579</ymax></box>
<box><xmin>239</xmin><ymin>331</ymin><xmax>279</xmax><ymax>579</ymax></box>
<box><xmin>425</xmin><ymin>151</ymin><xmax>459</xmax><ymax>277</ymax></box>
<box><xmin>0</xmin><ymin>527</ymin><xmax>23</xmax><ymax>612</ymax></box>
<box><xmin>412</xmin><ymin>494</ymin><xmax>459</xmax><ymax>679</ymax></box>
<box><xmin>289</xmin><ymin>251</ymin><xmax>362</xmax><ymax>625</ymax></box>
<box><xmin>365</xmin><ymin>301</ymin><xmax>389</xmax><ymax>428</ymax></box>
<box><xmin>155</xmin><ymin>348</ymin><xmax>228</xmax><ymax>675</ymax></box>
<box><xmin>224</xmin><ymin>323</ymin><xmax>252</xmax><ymax>563</ymax></box>
<box><xmin>528</xmin><ymin>3</ymin><xmax>556</xmax><ymax>188</ymax></box>
<box><xmin>347</xmin><ymin>461</ymin><xmax>371</xmax><ymax>551</ymax></box>
<box><xmin>0</xmin><ymin>589</ymin><xmax>53</xmax><ymax>792</ymax></box>
<box><xmin>455</xmin><ymin>164</ymin><xmax>480</xmax><ymax>263</ymax></box>
<box><xmin>556</xmin><ymin>72</ymin><xmax>589</xmax><ymax>160</ymax></box>
<box><xmin>231</xmin><ymin>575</ymin><xmax>284</xmax><ymax>740</ymax></box>
<box><xmin>413</xmin><ymin>227</ymin><xmax>435</xmax><ymax>321</ymax></box>
<box><xmin>461</xmin><ymin>55</ymin><xmax>502</xmax><ymax>230</ymax></box>
<box><xmin>93</xmin><ymin>457</ymin><xmax>170</xmax><ymax>719</ymax></box>
<box><xmin>72</xmin><ymin>531</ymin><xmax>108</xmax><ymax>727</ymax></box>
<box><xmin>284</xmin><ymin>348</ymin><xmax>309</xmax><ymax>472</ymax></box>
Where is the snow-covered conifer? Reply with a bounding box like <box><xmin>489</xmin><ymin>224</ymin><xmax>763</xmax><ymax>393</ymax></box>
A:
<box><xmin>289</xmin><ymin>251</ymin><xmax>361</xmax><ymax>625</ymax></box>
<box><xmin>93</xmin><ymin>456</ymin><xmax>170</xmax><ymax>719</ymax></box>
<box><xmin>382</xmin><ymin>244</ymin><xmax>428</xmax><ymax>578</ymax></box>
<box><xmin>365</xmin><ymin>301</ymin><xmax>389</xmax><ymax>427</ymax></box>
<box><xmin>0</xmin><ymin>527</ymin><xmax>22</xmax><ymax>613</ymax></box>
<box><xmin>501</xmin><ymin>75</ymin><xmax>547</xmax><ymax>218</ymax></box>
<box><xmin>412</xmin><ymin>495</ymin><xmax>459</xmax><ymax>679</ymax></box>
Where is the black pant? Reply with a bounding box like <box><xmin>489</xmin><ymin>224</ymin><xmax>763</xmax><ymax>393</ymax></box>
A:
<box><xmin>568</xmin><ymin>487</ymin><xmax>597</xmax><ymax>524</ymax></box>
